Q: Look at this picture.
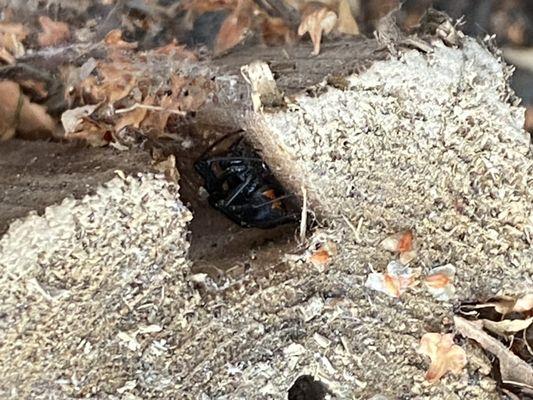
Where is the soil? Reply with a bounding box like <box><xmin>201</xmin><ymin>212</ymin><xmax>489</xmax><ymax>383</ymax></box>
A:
<box><xmin>0</xmin><ymin>139</ymin><xmax>152</xmax><ymax>235</ymax></box>
<box><xmin>0</xmin><ymin>136</ymin><xmax>299</xmax><ymax>277</ymax></box>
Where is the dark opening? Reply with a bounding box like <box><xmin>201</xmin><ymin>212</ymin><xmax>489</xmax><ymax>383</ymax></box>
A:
<box><xmin>288</xmin><ymin>375</ymin><xmax>328</xmax><ymax>400</ymax></box>
<box><xmin>151</xmin><ymin>127</ymin><xmax>300</xmax><ymax>274</ymax></box>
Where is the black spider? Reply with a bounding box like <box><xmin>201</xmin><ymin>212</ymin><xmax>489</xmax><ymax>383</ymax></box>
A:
<box><xmin>194</xmin><ymin>134</ymin><xmax>298</xmax><ymax>229</ymax></box>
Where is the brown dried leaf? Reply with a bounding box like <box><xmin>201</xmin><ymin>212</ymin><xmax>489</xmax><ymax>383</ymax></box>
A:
<box><xmin>455</xmin><ymin>316</ymin><xmax>533</xmax><ymax>389</ymax></box>
<box><xmin>104</xmin><ymin>29</ymin><xmax>138</xmax><ymax>50</ymax></box>
<box><xmin>418</xmin><ymin>333</ymin><xmax>467</xmax><ymax>382</ymax></box>
<box><xmin>260</xmin><ymin>16</ymin><xmax>296</xmax><ymax>46</ymax></box>
<box><xmin>0</xmin><ymin>22</ymin><xmax>29</xmax><ymax>62</ymax></box>
<box><xmin>310</xmin><ymin>249</ymin><xmax>330</xmax><ymax>265</ymax></box>
<box><xmin>153</xmin><ymin>154</ymin><xmax>180</xmax><ymax>183</ymax></box>
<box><xmin>0</xmin><ymin>47</ymin><xmax>15</xmax><ymax>64</ymax></box>
<box><xmin>65</xmin><ymin>119</ymin><xmax>111</xmax><ymax>147</ymax></box>
<box><xmin>38</xmin><ymin>16</ymin><xmax>70</xmax><ymax>47</ymax></box>
<box><xmin>153</xmin><ymin>39</ymin><xmax>198</xmax><ymax>60</ymax></box>
<box><xmin>115</xmin><ymin>100</ymin><xmax>151</xmax><ymax>133</ymax></box>
<box><xmin>336</xmin><ymin>0</ymin><xmax>359</xmax><ymax>35</ymax></box>
<box><xmin>214</xmin><ymin>0</ymin><xmax>253</xmax><ymax>55</ymax></box>
<box><xmin>0</xmin><ymin>80</ymin><xmax>56</xmax><ymax>141</ymax></box>
<box><xmin>138</xmin><ymin>95</ymin><xmax>180</xmax><ymax>136</ymax></box>
<box><xmin>298</xmin><ymin>3</ymin><xmax>338</xmax><ymax>55</ymax></box>
<box><xmin>89</xmin><ymin>61</ymin><xmax>138</xmax><ymax>103</ymax></box>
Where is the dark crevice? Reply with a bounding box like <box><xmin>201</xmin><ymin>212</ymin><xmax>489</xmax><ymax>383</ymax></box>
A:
<box><xmin>288</xmin><ymin>375</ymin><xmax>328</xmax><ymax>400</ymax></box>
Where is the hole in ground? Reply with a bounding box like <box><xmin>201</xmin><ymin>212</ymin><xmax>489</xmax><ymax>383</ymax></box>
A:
<box><xmin>151</xmin><ymin>127</ymin><xmax>300</xmax><ymax>274</ymax></box>
<box><xmin>288</xmin><ymin>375</ymin><xmax>328</xmax><ymax>400</ymax></box>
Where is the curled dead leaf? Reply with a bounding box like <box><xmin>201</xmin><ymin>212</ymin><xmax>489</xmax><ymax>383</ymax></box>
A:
<box><xmin>298</xmin><ymin>2</ymin><xmax>338</xmax><ymax>55</ymax></box>
<box><xmin>153</xmin><ymin>39</ymin><xmax>198</xmax><ymax>60</ymax></box>
<box><xmin>153</xmin><ymin>154</ymin><xmax>180</xmax><ymax>183</ymax></box>
<box><xmin>0</xmin><ymin>80</ymin><xmax>56</xmax><ymax>141</ymax></box>
<box><xmin>468</xmin><ymin>293</ymin><xmax>533</xmax><ymax>315</ymax></box>
<box><xmin>418</xmin><ymin>333</ymin><xmax>467</xmax><ymax>383</ymax></box>
<box><xmin>481</xmin><ymin>318</ymin><xmax>533</xmax><ymax>339</ymax></box>
<box><xmin>0</xmin><ymin>21</ymin><xmax>29</xmax><ymax>62</ymax></box>
<box><xmin>38</xmin><ymin>16</ymin><xmax>70</xmax><ymax>47</ymax></box>
<box><xmin>104</xmin><ymin>29</ymin><xmax>138</xmax><ymax>50</ymax></box>
<box><xmin>65</xmin><ymin>118</ymin><xmax>111</xmax><ymax>147</ymax></box>
<box><xmin>61</xmin><ymin>104</ymin><xmax>100</xmax><ymax>135</ymax></box>
<box><xmin>214</xmin><ymin>0</ymin><xmax>253</xmax><ymax>56</ymax></box>
<box><xmin>336</xmin><ymin>0</ymin><xmax>359</xmax><ymax>35</ymax></box>
<box><xmin>454</xmin><ymin>316</ymin><xmax>533</xmax><ymax>389</ymax></box>
<box><xmin>260</xmin><ymin>16</ymin><xmax>296</xmax><ymax>46</ymax></box>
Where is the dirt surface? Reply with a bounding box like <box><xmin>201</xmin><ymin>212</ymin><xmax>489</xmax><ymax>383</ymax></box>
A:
<box><xmin>0</xmin><ymin>140</ymin><xmax>154</xmax><ymax>235</ymax></box>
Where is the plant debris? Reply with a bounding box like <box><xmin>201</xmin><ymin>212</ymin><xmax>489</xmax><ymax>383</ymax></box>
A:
<box><xmin>418</xmin><ymin>332</ymin><xmax>467</xmax><ymax>382</ymax></box>
<box><xmin>365</xmin><ymin>260</ymin><xmax>415</xmax><ymax>298</ymax></box>
<box><xmin>424</xmin><ymin>264</ymin><xmax>456</xmax><ymax>301</ymax></box>
<box><xmin>380</xmin><ymin>229</ymin><xmax>417</xmax><ymax>264</ymax></box>
<box><xmin>455</xmin><ymin>316</ymin><xmax>533</xmax><ymax>395</ymax></box>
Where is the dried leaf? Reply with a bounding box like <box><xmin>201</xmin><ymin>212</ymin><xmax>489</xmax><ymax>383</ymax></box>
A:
<box><xmin>0</xmin><ymin>47</ymin><xmax>15</xmax><ymax>64</ymax></box>
<box><xmin>104</xmin><ymin>29</ymin><xmax>138</xmax><ymax>50</ymax></box>
<box><xmin>298</xmin><ymin>3</ymin><xmax>338</xmax><ymax>55</ymax></box>
<box><xmin>418</xmin><ymin>333</ymin><xmax>467</xmax><ymax>382</ymax></box>
<box><xmin>454</xmin><ymin>316</ymin><xmax>533</xmax><ymax>389</ymax></box>
<box><xmin>336</xmin><ymin>0</ymin><xmax>359</xmax><ymax>35</ymax></box>
<box><xmin>260</xmin><ymin>16</ymin><xmax>296</xmax><ymax>46</ymax></box>
<box><xmin>481</xmin><ymin>318</ymin><xmax>533</xmax><ymax>339</ymax></box>
<box><xmin>0</xmin><ymin>80</ymin><xmax>56</xmax><ymax>141</ymax></box>
<box><xmin>153</xmin><ymin>39</ymin><xmax>198</xmax><ymax>60</ymax></box>
<box><xmin>381</xmin><ymin>230</ymin><xmax>414</xmax><ymax>253</ymax></box>
<box><xmin>214</xmin><ymin>0</ymin><xmax>253</xmax><ymax>55</ymax></box>
<box><xmin>141</xmin><ymin>95</ymin><xmax>174</xmax><ymax>135</ymax></box>
<box><xmin>424</xmin><ymin>264</ymin><xmax>456</xmax><ymax>301</ymax></box>
<box><xmin>65</xmin><ymin>119</ymin><xmax>111</xmax><ymax>147</ymax></box>
<box><xmin>61</xmin><ymin>104</ymin><xmax>99</xmax><ymax>134</ymax></box>
<box><xmin>381</xmin><ymin>230</ymin><xmax>417</xmax><ymax>264</ymax></box>
<box><xmin>37</xmin><ymin>16</ymin><xmax>70</xmax><ymax>47</ymax></box>
<box><xmin>514</xmin><ymin>293</ymin><xmax>533</xmax><ymax>313</ymax></box>
<box><xmin>0</xmin><ymin>22</ymin><xmax>29</xmax><ymax>39</ymax></box>
<box><xmin>365</xmin><ymin>261</ymin><xmax>414</xmax><ymax>298</ymax></box>
<box><xmin>115</xmin><ymin>104</ymin><xmax>149</xmax><ymax>133</ymax></box>
<box><xmin>399</xmin><ymin>250</ymin><xmax>417</xmax><ymax>264</ymax></box>
<box><xmin>0</xmin><ymin>22</ymin><xmax>28</xmax><ymax>62</ymax></box>
<box><xmin>90</xmin><ymin>61</ymin><xmax>139</xmax><ymax>103</ymax></box>
<box><xmin>470</xmin><ymin>293</ymin><xmax>533</xmax><ymax>315</ymax></box>
<box><xmin>310</xmin><ymin>249</ymin><xmax>330</xmax><ymax>265</ymax></box>
<box><xmin>153</xmin><ymin>154</ymin><xmax>180</xmax><ymax>183</ymax></box>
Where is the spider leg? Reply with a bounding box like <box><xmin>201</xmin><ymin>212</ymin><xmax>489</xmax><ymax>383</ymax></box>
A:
<box><xmin>224</xmin><ymin>174</ymin><xmax>254</xmax><ymax>206</ymax></box>
<box><xmin>224</xmin><ymin>202</ymin><xmax>299</xmax><ymax>228</ymax></box>
<box><xmin>250</xmin><ymin>194</ymin><xmax>296</xmax><ymax>209</ymax></box>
